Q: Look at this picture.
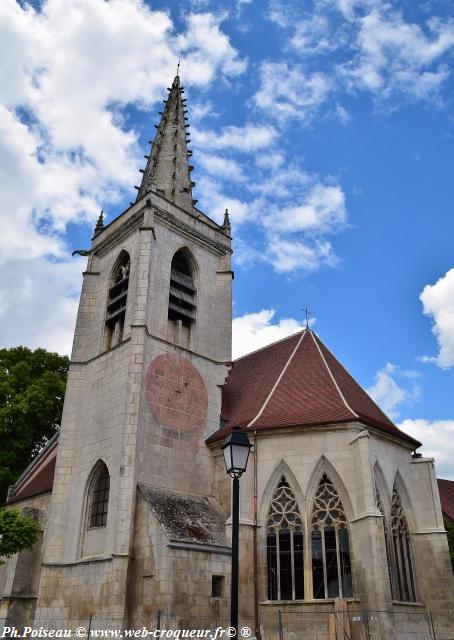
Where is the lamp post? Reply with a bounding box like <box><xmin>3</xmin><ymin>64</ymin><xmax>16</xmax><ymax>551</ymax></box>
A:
<box><xmin>222</xmin><ymin>426</ymin><xmax>252</xmax><ymax>640</ymax></box>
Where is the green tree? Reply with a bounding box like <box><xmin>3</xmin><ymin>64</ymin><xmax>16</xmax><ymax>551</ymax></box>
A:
<box><xmin>445</xmin><ymin>518</ymin><xmax>454</xmax><ymax>572</ymax></box>
<box><xmin>0</xmin><ymin>508</ymin><xmax>40</xmax><ymax>563</ymax></box>
<box><xmin>0</xmin><ymin>347</ymin><xmax>69</xmax><ymax>504</ymax></box>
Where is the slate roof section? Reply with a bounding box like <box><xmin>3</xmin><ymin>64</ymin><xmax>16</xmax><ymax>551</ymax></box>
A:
<box><xmin>438</xmin><ymin>479</ymin><xmax>454</xmax><ymax>522</ymax></box>
<box><xmin>138</xmin><ymin>483</ymin><xmax>228</xmax><ymax>547</ymax></box>
<box><xmin>207</xmin><ymin>329</ymin><xmax>420</xmax><ymax>447</ymax></box>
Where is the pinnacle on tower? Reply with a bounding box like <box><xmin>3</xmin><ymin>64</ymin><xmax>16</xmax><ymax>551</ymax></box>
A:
<box><xmin>135</xmin><ymin>74</ymin><xmax>195</xmax><ymax>212</ymax></box>
<box><xmin>222</xmin><ymin>208</ymin><xmax>231</xmax><ymax>232</ymax></box>
<box><xmin>94</xmin><ymin>210</ymin><xmax>104</xmax><ymax>236</ymax></box>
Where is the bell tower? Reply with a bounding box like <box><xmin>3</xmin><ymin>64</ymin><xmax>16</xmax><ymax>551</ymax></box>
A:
<box><xmin>35</xmin><ymin>73</ymin><xmax>233</xmax><ymax>623</ymax></box>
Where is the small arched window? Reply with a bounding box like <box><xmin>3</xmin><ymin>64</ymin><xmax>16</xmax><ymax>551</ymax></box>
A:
<box><xmin>105</xmin><ymin>251</ymin><xmax>130</xmax><ymax>349</ymax></box>
<box><xmin>168</xmin><ymin>249</ymin><xmax>196</xmax><ymax>328</ymax></box>
<box><xmin>311</xmin><ymin>474</ymin><xmax>352</xmax><ymax>599</ymax></box>
<box><xmin>267</xmin><ymin>477</ymin><xmax>304</xmax><ymax>601</ymax></box>
<box><xmin>88</xmin><ymin>462</ymin><xmax>110</xmax><ymax>528</ymax></box>
<box><xmin>390</xmin><ymin>484</ymin><xmax>416</xmax><ymax>602</ymax></box>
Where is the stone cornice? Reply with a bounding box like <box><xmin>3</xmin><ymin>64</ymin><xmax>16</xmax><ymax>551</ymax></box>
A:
<box><xmin>93</xmin><ymin>208</ymin><xmax>145</xmax><ymax>257</ymax></box>
<box><xmin>155</xmin><ymin>208</ymin><xmax>232</xmax><ymax>255</ymax></box>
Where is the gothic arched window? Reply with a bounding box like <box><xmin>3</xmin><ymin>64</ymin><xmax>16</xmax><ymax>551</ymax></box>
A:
<box><xmin>168</xmin><ymin>249</ymin><xmax>196</xmax><ymax>327</ymax></box>
<box><xmin>267</xmin><ymin>477</ymin><xmax>304</xmax><ymax>601</ymax></box>
<box><xmin>390</xmin><ymin>485</ymin><xmax>416</xmax><ymax>602</ymax></box>
<box><xmin>105</xmin><ymin>251</ymin><xmax>130</xmax><ymax>350</ymax></box>
<box><xmin>88</xmin><ymin>462</ymin><xmax>110</xmax><ymax>528</ymax></box>
<box><xmin>311</xmin><ymin>474</ymin><xmax>352</xmax><ymax>599</ymax></box>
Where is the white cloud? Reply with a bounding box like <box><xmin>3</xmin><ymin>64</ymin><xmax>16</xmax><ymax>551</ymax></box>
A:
<box><xmin>192</xmin><ymin>123</ymin><xmax>277</xmax><ymax>152</ymax></box>
<box><xmin>196</xmin><ymin>176</ymin><xmax>257</xmax><ymax>225</ymax></box>
<box><xmin>254</xmin><ymin>62</ymin><xmax>332</xmax><ymax>123</ymax></box>
<box><xmin>0</xmin><ymin>256</ymin><xmax>83</xmax><ymax>355</ymax></box>
<box><xmin>398</xmin><ymin>419</ymin><xmax>454</xmax><ymax>480</ymax></box>
<box><xmin>263</xmin><ymin>183</ymin><xmax>346</xmax><ymax>234</ymax></box>
<box><xmin>420</xmin><ymin>267</ymin><xmax>454</xmax><ymax>368</ymax></box>
<box><xmin>232</xmin><ymin>308</ymin><xmax>305</xmax><ymax>359</ymax></box>
<box><xmin>341</xmin><ymin>7</ymin><xmax>454</xmax><ymax>103</ymax></box>
<box><xmin>267</xmin><ymin>237</ymin><xmax>338</xmax><ymax>273</ymax></box>
<box><xmin>176</xmin><ymin>13</ymin><xmax>247</xmax><ymax>82</ymax></box>
<box><xmin>197</xmin><ymin>153</ymin><xmax>245</xmax><ymax>182</ymax></box>
<box><xmin>264</xmin><ymin>1</ymin><xmax>454</xmax><ymax>110</ymax></box>
<box><xmin>367</xmin><ymin>362</ymin><xmax>421</xmax><ymax>420</ymax></box>
<box><xmin>195</xmin><ymin>156</ymin><xmax>348</xmax><ymax>274</ymax></box>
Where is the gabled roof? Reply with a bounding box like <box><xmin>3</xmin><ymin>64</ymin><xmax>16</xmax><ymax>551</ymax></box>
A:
<box><xmin>437</xmin><ymin>479</ymin><xmax>454</xmax><ymax>522</ymax></box>
<box><xmin>207</xmin><ymin>329</ymin><xmax>420</xmax><ymax>447</ymax></box>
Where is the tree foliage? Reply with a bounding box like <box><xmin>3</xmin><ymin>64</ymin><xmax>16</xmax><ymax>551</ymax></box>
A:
<box><xmin>0</xmin><ymin>508</ymin><xmax>40</xmax><ymax>562</ymax></box>
<box><xmin>0</xmin><ymin>347</ymin><xmax>69</xmax><ymax>504</ymax></box>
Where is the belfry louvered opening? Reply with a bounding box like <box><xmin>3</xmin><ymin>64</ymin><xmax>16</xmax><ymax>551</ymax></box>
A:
<box><xmin>168</xmin><ymin>249</ymin><xmax>196</xmax><ymax>327</ymax></box>
<box><xmin>105</xmin><ymin>251</ymin><xmax>130</xmax><ymax>350</ymax></box>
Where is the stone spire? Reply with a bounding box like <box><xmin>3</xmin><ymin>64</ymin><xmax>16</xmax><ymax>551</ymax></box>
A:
<box><xmin>135</xmin><ymin>74</ymin><xmax>195</xmax><ymax>212</ymax></box>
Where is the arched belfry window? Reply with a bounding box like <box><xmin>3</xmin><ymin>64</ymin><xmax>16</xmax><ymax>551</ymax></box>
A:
<box><xmin>311</xmin><ymin>474</ymin><xmax>352</xmax><ymax>599</ymax></box>
<box><xmin>267</xmin><ymin>477</ymin><xmax>304</xmax><ymax>601</ymax></box>
<box><xmin>168</xmin><ymin>249</ymin><xmax>196</xmax><ymax>327</ymax></box>
<box><xmin>88</xmin><ymin>462</ymin><xmax>110</xmax><ymax>528</ymax></box>
<box><xmin>390</xmin><ymin>484</ymin><xmax>416</xmax><ymax>602</ymax></box>
<box><xmin>105</xmin><ymin>251</ymin><xmax>130</xmax><ymax>349</ymax></box>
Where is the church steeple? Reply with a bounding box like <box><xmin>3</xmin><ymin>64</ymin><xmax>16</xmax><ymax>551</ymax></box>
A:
<box><xmin>136</xmin><ymin>74</ymin><xmax>196</xmax><ymax>212</ymax></box>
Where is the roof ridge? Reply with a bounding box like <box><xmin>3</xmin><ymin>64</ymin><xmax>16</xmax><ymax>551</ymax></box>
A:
<box><xmin>312</xmin><ymin>332</ymin><xmax>401</xmax><ymax>428</ymax></box>
<box><xmin>247</xmin><ymin>330</ymin><xmax>308</xmax><ymax>428</ymax></box>
<box><xmin>233</xmin><ymin>328</ymin><xmax>305</xmax><ymax>363</ymax></box>
<box><xmin>310</xmin><ymin>331</ymin><xmax>359</xmax><ymax>419</ymax></box>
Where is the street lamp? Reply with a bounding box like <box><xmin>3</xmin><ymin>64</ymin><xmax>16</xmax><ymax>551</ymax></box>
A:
<box><xmin>222</xmin><ymin>426</ymin><xmax>252</xmax><ymax>640</ymax></box>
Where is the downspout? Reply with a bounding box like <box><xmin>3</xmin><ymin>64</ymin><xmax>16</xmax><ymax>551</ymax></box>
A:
<box><xmin>253</xmin><ymin>429</ymin><xmax>259</xmax><ymax>636</ymax></box>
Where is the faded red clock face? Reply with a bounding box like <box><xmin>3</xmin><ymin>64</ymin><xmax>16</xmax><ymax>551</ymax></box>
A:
<box><xmin>145</xmin><ymin>354</ymin><xmax>208</xmax><ymax>430</ymax></box>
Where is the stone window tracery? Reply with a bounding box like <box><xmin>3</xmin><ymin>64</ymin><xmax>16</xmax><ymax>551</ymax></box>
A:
<box><xmin>267</xmin><ymin>477</ymin><xmax>304</xmax><ymax>601</ymax></box>
<box><xmin>390</xmin><ymin>485</ymin><xmax>416</xmax><ymax>602</ymax></box>
<box><xmin>311</xmin><ymin>474</ymin><xmax>352</xmax><ymax>599</ymax></box>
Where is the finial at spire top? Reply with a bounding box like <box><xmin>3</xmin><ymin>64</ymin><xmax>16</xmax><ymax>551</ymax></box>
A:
<box><xmin>301</xmin><ymin>305</ymin><xmax>312</xmax><ymax>329</ymax></box>
<box><xmin>176</xmin><ymin>59</ymin><xmax>181</xmax><ymax>77</ymax></box>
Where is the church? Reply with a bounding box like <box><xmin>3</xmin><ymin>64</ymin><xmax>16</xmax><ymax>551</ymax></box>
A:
<box><xmin>1</xmin><ymin>74</ymin><xmax>454</xmax><ymax>638</ymax></box>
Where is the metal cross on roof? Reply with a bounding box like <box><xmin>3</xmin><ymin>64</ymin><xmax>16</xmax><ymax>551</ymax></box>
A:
<box><xmin>302</xmin><ymin>306</ymin><xmax>312</xmax><ymax>328</ymax></box>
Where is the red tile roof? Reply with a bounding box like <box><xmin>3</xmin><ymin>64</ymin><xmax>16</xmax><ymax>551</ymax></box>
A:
<box><xmin>207</xmin><ymin>329</ymin><xmax>420</xmax><ymax>447</ymax></box>
<box><xmin>438</xmin><ymin>479</ymin><xmax>454</xmax><ymax>522</ymax></box>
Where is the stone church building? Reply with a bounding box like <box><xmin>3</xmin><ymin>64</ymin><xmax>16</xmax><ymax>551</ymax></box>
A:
<box><xmin>1</xmin><ymin>74</ymin><xmax>454</xmax><ymax>637</ymax></box>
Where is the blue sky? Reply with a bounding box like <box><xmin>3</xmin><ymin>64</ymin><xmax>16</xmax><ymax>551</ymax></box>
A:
<box><xmin>1</xmin><ymin>0</ymin><xmax>454</xmax><ymax>476</ymax></box>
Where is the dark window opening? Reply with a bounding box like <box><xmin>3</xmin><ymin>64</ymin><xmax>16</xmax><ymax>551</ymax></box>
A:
<box><xmin>311</xmin><ymin>474</ymin><xmax>352</xmax><ymax>599</ymax></box>
<box><xmin>89</xmin><ymin>463</ymin><xmax>110</xmax><ymax>528</ymax></box>
<box><xmin>267</xmin><ymin>533</ymin><xmax>278</xmax><ymax>600</ymax></box>
<box><xmin>168</xmin><ymin>250</ymin><xmax>196</xmax><ymax>328</ymax></box>
<box><xmin>211</xmin><ymin>575</ymin><xmax>224</xmax><ymax>598</ymax></box>
<box><xmin>105</xmin><ymin>252</ymin><xmax>130</xmax><ymax>349</ymax></box>
<box><xmin>391</xmin><ymin>486</ymin><xmax>416</xmax><ymax>602</ymax></box>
